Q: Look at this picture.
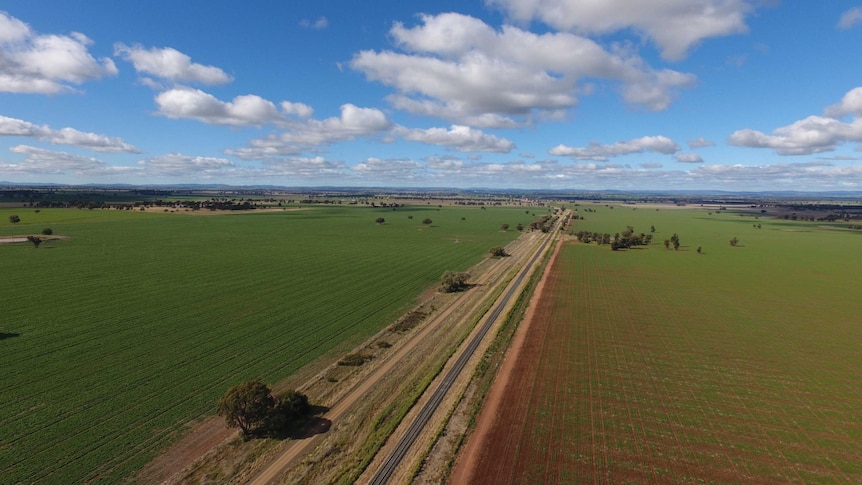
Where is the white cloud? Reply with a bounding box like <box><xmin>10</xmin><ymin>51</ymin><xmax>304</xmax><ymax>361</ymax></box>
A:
<box><xmin>155</xmin><ymin>87</ymin><xmax>282</xmax><ymax>125</ymax></box>
<box><xmin>398</xmin><ymin>125</ymin><xmax>515</xmax><ymax>152</ymax></box>
<box><xmin>674</xmin><ymin>152</ymin><xmax>703</xmax><ymax>163</ymax></box>
<box><xmin>351</xmin><ymin>13</ymin><xmax>694</xmax><ymax>127</ymax></box>
<box><xmin>137</xmin><ymin>153</ymin><xmax>233</xmax><ymax>177</ymax></box>
<box><xmin>730</xmin><ymin>87</ymin><xmax>862</xmax><ymax>155</ymax></box>
<box><xmin>0</xmin><ymin>12</ymin><xmax>117</xmax><ymax>93</ymax></box>
<box><xmin>688</xmin><ymin>136</ymin><xmax>716</xmax><ymax>149</ymax></box>
<box><xmin>281</xmin><ymin>101</ymin><xmax>314</xmax><ymax>118</ymax></box>
<box><xmin>228</xmin><ymin>104</ymin><xmax>393</xmax><ymax>159</ymax></box>
<box><xmin>300</xmin><ymin>17</ymin><xmax>329</xmax><ymax>29</ymax></box>
<box><xmin>0</xmin><ymin>115</ymin><xmax>139</xmax><ymax>152</ymax></box>
<box><xmin>729</xmin><ymin>116</ymin><xmax>862</xmax><ymax>155</ymax></box>
<box><xmin>262</xmin><ymin>156</ymin><xmax>347</xmax><ymax>178</ymax></box>
<box><xmin>838</xmin><ymin>7</ymin><xmax>862</xmax><ymax>30</ymax></box>
<box><xmin>549</xmin><ymin>135</ymin><xmax>680</xmax><ymax>161</ymax></box>
<box><xmin>2</xmin><ymin>145</ymin><xmax>114</xmax><ymax>175</ymax></box>
<box><xmin>353</xmin><ymin>157</ymin><xmax>423</xmax><ymax>180</ymax></box>
<box><xmin>114</xmin><ymin>44</ymin><xmax>233</xmax><ymax>85</ymax></box>
<box><xmin>486</xmin><ymin>0</ymin><xmax>755</xmax><ymax>60</ymax></box>
<box><xmin>424</xmin><ymin>155</ymin><xmax>465</xmax><ymax>170</ymax></box>
<box><xmin>824</xmin><ymin>87</ymin><xmax>862</xmax><ymax>118</ymax></box>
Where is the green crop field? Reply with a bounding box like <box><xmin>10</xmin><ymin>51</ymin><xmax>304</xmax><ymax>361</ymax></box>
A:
<box><xmin>0</xmin><ymin>204</ymin><xmax>539</xmax><ymax>484</ymax></box>
<box><xmin>473</xmin><ymin>203</ymin><xmax>862</xmax><ymax>483</ymax></box>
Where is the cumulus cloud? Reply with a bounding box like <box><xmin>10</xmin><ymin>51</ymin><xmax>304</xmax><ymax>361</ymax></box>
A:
<box><xmin>351</xmin><ymin>12</ymin><xmax>694</xmax><ymax>127</ymax></box>
<box><xmin>730</xmin><ymin>87</ymin><xmax>862</xmax><ymax>155</ymax></box>
<box><xmin>353</xmin><ymin>157</ymin><xmax>423</xmax><ymax>179</ymax></box>
<box><xmin>824</xmin><ymin>87</ymin><xmax>862</xmax><ymax>118</ymax></box>
<box><xmin>549</xmin><ymin>135</ymin><xmax>680</xmax><ymax>161</ymax></box>
<box><xmin>155</xmin><ymin>87</ymin><xmax>282</xmax><ymax>125</ymax></box>
<box><xmin>674</xmin><ymin>152</ymin><xmax>703</xmax><ymax>163</ymax></box>
<box><xmin>424</xmin><ymin>155</ymin><xmax>465</xmax><ymax>170</ymax></box>
<box><xmin>486</xmin><ymin>0</ymin><xmax>755</xmax><ymax>60</ymax></box>
<box><xmin>397</xmin><ymin>125</ymin><xmax>515</xmax><ymax>152</ymax></box>
<box><xmin>1</xmin><ymin>145</ymin><xmax>123</xmax><ymax>175</ymax></box>
<box><xmin>688</xmin><ymin>136</ymin><xmax>716</xmax><ymax>149</ymax></box>
<box><xmin>228</xmin><ymin>104</ymin><xmax>393</xmax><ymax>159</ymax></box>
<box><xmin>838</xmin><ymin>7</ymin><xmax>862</xmax><ymax>30</ymax></box>
<box><xmin>0</xmin><ymin>11</ymin><xmax>117</xmax><ymax>93</ymax></box>
<box><xmin>114</xmin><ymin>44</ymin><xmax>232</xmax><ymax>85</ymax></box>
<box><xmin>262</xmin><ymin>156</ymin><xmax>347</xmax><ymax>178</ymax></box>
<box><xmin>729</xmin><ymin>116</ymin><xmax>862</xmax><ymax>155</ymax></box>
<box><xmin>137</xmin><ymin>153</ymin><xmax>233</xmax><ymax>177</ymax></box>
<box><xmin>0</xmin><ymin>115</ymin><xmax>139</xmax><ymax>152</ymax></box>
<box><xmin>281</xmin><ymin>101</ymin><xmax>314</xmax><ymax>118</ymax></box>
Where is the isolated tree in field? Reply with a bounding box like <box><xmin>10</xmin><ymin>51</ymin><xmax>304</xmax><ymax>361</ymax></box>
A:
<box><xmin>9</xmin><ymin>215</ymin><xmax>20</xmax><ymax>224</ymax></box>
<box><xmin>440</xmin><ymin>271</ymin><xmax>470</xmax><ymax>293</ymax></box>
<box><xmin>422</xmin><ymin>218</ymin><xmax>432</xmax><ymax>225</ymax></box>
<box><xmin>375</xmin><ymin>217</ymin><xmax>385</xmax><ymax>224</ymax></box>
<box><xmin>500</xmin><ymin>223</ymin><xmax>509</xmax><ymax>231</ymax></box>
<box><xmin>664</xmin><ymin>239</ymin><xmax>670</xmax><ymax>250</ymax></box>
<box><xmin>217</xmin><ymin>381</ymin><xmax>276</xmax><ymax>437</ymax></box>
<box><xmin>697</xmin><ymin>246</ymin><xmax>702</xmax><ymax>254</ymax></box>
<box><xmin>516</xmin><ymin>223</ymin><xmax>524</xmax><ymax>231</ymax></box>
<box><xmin>650</xmin><ymin>225</ymin><xmax>656</xmax><ymax>233</ymax></box>
<box><xmin>670</xmin><ymin>233</ymin><xmax>680</xmax><ymax>251</ymax></box>
<box><xmin>26</xmin><ymin>235</ymin><xmax>42</xmax><ymax>248</ymax></box>
<box><xmin>489</xmin><ymin>246</ymin><xmax>507</xmax><ymax>257</ymax></box>
<box><xmin>730</xmin><ymin>236</ymin><xmax>739</xmax><ymax>247</ymax></box>
<box><xmin>41</xmin><ymin>228</ymin><xmax>53</xmax><ymax>235</ymax></box>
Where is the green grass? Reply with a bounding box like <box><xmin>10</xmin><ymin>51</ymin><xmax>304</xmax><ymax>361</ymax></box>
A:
<box><xmin>0</xmin><ymin>205</ymin><xmax>539</xmax><ymax>484</ymax></box>
<box><xmin>474</xmin><ymin>203</ymin><xmax>862</xmax><ymax>483</ymax></box>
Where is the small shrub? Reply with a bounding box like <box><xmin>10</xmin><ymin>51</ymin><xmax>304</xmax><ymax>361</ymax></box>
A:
<box><xmin>42</xmin><ymin>228</ymin><xmax>53</xmax><ymax>235</ymax></box>
<box><xmin>338</xmin><ymin>353</ymin><xmax>372</xmax><ymax>366</ymax></box>
<box><xmin>391</xmin><ymin>310</ymin><xmax>426</xmax><ymax>333</ymax></box>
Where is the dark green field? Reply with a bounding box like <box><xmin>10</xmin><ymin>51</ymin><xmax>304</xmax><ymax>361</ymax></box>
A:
<box><xmin>0</xmin><ymin>205</ymin><xmax>535</xmax><ymax>483</ymax></box>
<box><xmin>471</xmin><ymin>203</ymin><xmax>862</xmax><ymax>483</ymax></box>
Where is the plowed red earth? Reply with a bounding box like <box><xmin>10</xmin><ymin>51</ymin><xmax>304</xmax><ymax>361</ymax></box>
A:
<box><xmin>453</xmin><ymin>242</ymin><xmax>862</xmax><ymax>484</ymax></box>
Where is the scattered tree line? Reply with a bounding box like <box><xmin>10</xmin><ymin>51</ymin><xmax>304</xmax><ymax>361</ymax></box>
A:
<box><xmin>528</xmin><ymin>214</ymin><xmax>557</xmax><ymax>232</ymax></box>
<box><xmin>574</xmin><ymin>225</ymin><xmax>653</xmax><ymax>250</ymax></box>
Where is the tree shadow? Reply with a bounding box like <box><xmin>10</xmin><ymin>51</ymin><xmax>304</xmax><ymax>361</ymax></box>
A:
<box><xmin>270</xmin><ymin>405</ymin><xmax>331</xmax><ymax>440</ymax></box>
<box><xmin>0</xmin><ymin>332</ymin><xmax>20</xmax><ymax>340</ymax></box>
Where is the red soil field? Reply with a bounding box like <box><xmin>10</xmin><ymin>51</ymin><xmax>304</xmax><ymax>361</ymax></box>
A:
<box><xmin>454</xmin><ymin>242</ymin><xmax>862</xmax><ymax>484</ymax></box>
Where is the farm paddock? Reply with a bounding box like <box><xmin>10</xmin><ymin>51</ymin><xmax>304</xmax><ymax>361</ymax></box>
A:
<box><xmin>459</xmin><ymin>207</ymin><xmax>862</xmax><ymax>484</ymax></box>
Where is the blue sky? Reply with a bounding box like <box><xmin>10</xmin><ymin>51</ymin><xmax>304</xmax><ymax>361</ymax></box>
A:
<box><xmin>1</xmin><ymin>1</ymin><xmax>861</xmax><ymax>191</ymax></box>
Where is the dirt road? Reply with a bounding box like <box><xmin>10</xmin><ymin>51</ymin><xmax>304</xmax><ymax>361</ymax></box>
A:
<box><xmin>246</xmin><ymin>227</ymin><xmax>553</xmax><ymax>484</ymax></box>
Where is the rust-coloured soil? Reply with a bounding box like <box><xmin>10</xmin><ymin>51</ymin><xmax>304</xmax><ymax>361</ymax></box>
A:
<box><xmin>449</xmin><ymin>236</ymin><xmax>563</xmax><ymax>484</ymax></box>
<box><xmin>452</xmin><ymin>241</ymin><xmax>862</xmax><ymax>484</ymax></box>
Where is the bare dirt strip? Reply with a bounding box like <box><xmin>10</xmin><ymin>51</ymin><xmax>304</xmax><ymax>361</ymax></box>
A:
<box><xmin>448</xmin><ymin>233</ymin><xmax>563</xmax><ymax>485</ymax></box>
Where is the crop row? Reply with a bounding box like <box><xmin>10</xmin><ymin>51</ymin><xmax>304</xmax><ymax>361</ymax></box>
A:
<box><xmin>0</xmin><ymin>206</ymin><xmax>534</xmax><ymax>483</ymax></box>
<box><xmin>469</xmin><ymin>209</ymin><xmax>862</xmax><ymax>483</ymax></box>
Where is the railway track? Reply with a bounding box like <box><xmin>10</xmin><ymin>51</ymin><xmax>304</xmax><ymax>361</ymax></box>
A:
<box><xmin>366</xmin><ymin>214</ymin><xmax>562</xmax><ymax>484</ymax></box>
<box><xmin>246</xmin><ymin>213</ymin><xmax>563</xmax><ymax>485</ymax></box>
